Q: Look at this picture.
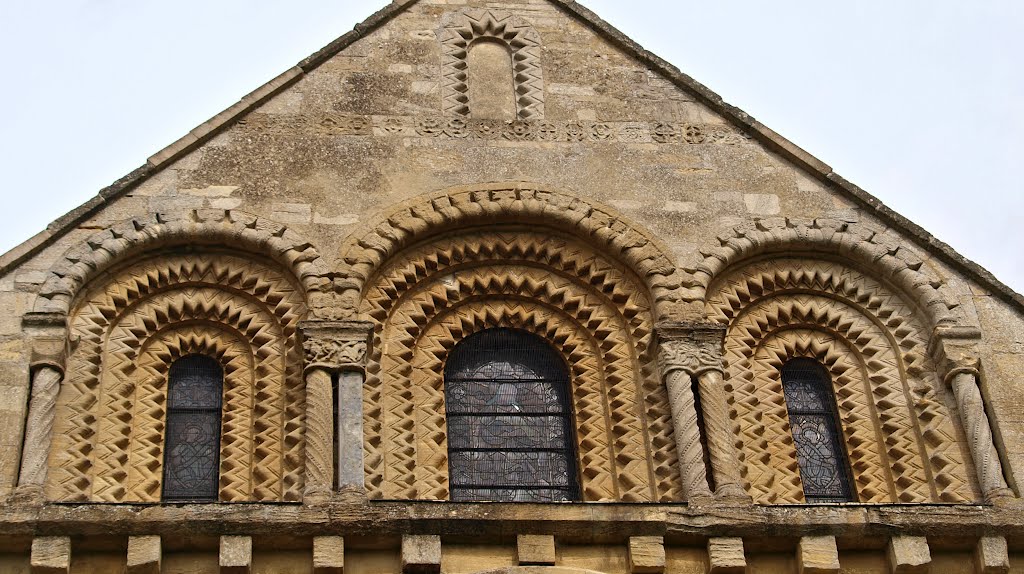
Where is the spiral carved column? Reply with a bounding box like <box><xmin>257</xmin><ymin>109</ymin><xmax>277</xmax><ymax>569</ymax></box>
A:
<box><xmin>14</xmin><ymin>314</ymin><xmax>67</xmax><ymax>500</ymax></box>
<box><xmin>657</xmin><ymin>323</ymin><xmax>747</xmax><ymax>503</ymax></box>
<box><xmin>948</xmin><ymin>367</ymin><xmax>1013</xmax><ymax>502</ymax></box>
<box><xmin>300</xmin><ymin>320</ymin><xmax>373</xmax><ymax>500</ymax></box>
<box><xmin>696</xmin><ymin>368</ymin><xmax>748</xmax><ymax>500</ymax></box>
<box><xmin>933</xmin><ymin>331</ymin><xmax>1015</xmax><ymax>503</ymax></box>
<box><xmin>659</xmin><ymin>349</ymin><xmax>712</xmax><ymax>501</ymax></box>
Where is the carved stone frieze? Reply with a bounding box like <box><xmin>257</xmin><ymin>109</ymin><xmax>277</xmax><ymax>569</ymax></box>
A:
<box><xmin>238</xmin><ymin>113</ymin><xmax>751</xmax><ymax>146</ymax></box>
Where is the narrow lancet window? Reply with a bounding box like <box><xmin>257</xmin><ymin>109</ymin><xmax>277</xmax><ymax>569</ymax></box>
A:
<box><xmin>162</xmin><ymin>354</ymin><xmax>223</xmax><ymax>502</ymax></box>
<box><xmin>466</xmin><ymin>39</ymin><xmax>517</xmax><ymax>120</ymax></box>
<box><xmin>445</xmin><ymin>328</ymin><xmax>580</xmax><ymax>502</ymax></box>
<box><xmin>782</xmin><ymin>358</ymin><xmax>855</xmax><ymax>503</ymax></box>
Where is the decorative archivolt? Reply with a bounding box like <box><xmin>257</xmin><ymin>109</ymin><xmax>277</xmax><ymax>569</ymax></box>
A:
<box><xmin>47</xmin><ymin>252</ymin><xmax>308</xmax><ymax>503</ymax></box>
<box><xmin>707</xmin><ymin>257</ymin><xmax>980</xmax><ymax>504</ymax></box>
<box><xmin>33</xmin><ymin>209</ymin><xmax>330</xmax><ymax>318</ymax></box>
<box><xmin>361</xmin><ymin>228</ymin><xmax>683</xmax><ymax>502</ymax></box>
<box><xmin>692</xmin><ymin>217</ymin><xmax>974</xmax><ymax>330</ymax></box>
<box><xmin>439</xmin><ymin>9</ymin><xmax>545</xmax><ymax>119</ymax></box>
<box><xmin>337</xmin><ymin>184</ymin><xmax>686</xmax><ymax>321</ymax></box>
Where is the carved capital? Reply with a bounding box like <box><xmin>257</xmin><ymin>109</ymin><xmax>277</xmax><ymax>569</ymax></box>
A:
<box><xmin>23</xmin><ymin>312</ymin><xmax>68</xmax><ymax>376</ymax></box>
<box><xmin>655</xmin><ymin>322</ymin><xmax>726</xmax><ymax>377</ymax></box>
<box><xmin>929</xmin><ymin>326</ymin><xmax>982</xmax><ymax>384</ymax></box>
<box><xmin>299</xmin><ymin>320</ymin><xmax>374</xmax><ymax>374</ymax></box>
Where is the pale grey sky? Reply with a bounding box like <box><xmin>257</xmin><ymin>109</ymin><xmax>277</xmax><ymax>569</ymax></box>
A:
<box><xmin>0</xmin><ymin>1</ymin><xmax>1020</xmax><ymax>293</ymax></box>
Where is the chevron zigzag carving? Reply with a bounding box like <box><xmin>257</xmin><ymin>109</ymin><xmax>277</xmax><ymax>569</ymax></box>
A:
<box><xmin>439</xmin><ymin>9</ymin><xmax>545</xmax><ymax>120</ymax></box>
<box><xmin>47</xmin><ymin>253</ymin><xmax>307</xmax><ymax>503</ymax></box>
<box><xmin>706</xmin><ymin>257</ymin><xmax>979</xmax><ymax>504</ymax></box>
<box><xmin>360</xmin><ymin>229</ymin><xmax>682</xmax><ymax>502</ymax></box>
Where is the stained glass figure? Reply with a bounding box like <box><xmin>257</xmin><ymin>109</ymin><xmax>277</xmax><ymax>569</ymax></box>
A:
<box><xmin>782</xmin><ymin>358</ymin><xmax>855</xmax><ymax>503</ymax></box>
<box><xmin>444</xmin><ymin>328</ymin><xmax>580</xmax><ymax>502</ymax></box>
<box><xmin>162</xmin><ymin>355</ymin><xmax>223</xmax><ymax>502</ymax></box>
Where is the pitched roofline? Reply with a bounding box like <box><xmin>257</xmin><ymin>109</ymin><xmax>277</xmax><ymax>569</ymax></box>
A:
<box><xmin>2</xmin><ymin>0</ymin><xmax>1021</xmax><ymax>316</ymax></box>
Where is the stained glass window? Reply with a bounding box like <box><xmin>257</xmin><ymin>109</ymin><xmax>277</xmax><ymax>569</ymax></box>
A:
<box><xmin>162</xmin><ymin>355</ymin><xmax>223</xmax><ymax>502</ymax></box>
<box><xmin>782</xmin><ymin>358</ymin><xmax>855</xmax><ymax>503</ymax></box>
<box><xmin>444</xmin><ymin>328</ymin><xmax>581</xmax><ymax>502</ymax></box>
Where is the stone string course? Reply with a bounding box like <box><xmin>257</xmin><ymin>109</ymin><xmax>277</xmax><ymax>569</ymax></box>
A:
<box><xmin>238</xmin><ymin>113</ymin><xmax>751</xmax><ymax>145</ymax></box>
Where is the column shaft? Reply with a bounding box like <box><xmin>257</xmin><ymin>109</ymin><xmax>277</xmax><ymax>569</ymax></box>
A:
<box><xmin>951</xmin><ymin>371</ymin><xmax>1012</xmax><ymax>501</ymax></box>
<box><xmin>304</xmin><ymin>367</ymin><xmax>334</xmax><ymax>499</ymax></box>
<box><xmin>696</xmin><ymin>370</ymin><xmax>747</xmax><ymax>499</ymax></box>
<box><xmin>17</xmin><ymin>366</ymin><xmax>62</xmax><ymax>491</ymax></box>
<box><xmin>665</xmin><ymin>367</ymin><xmax>712</xmax><ymax>500</ymax></box>
<box><xmin>337</xmin><ymin>371</ymin><xmax>365</xmax><ymax>490</ymax></box>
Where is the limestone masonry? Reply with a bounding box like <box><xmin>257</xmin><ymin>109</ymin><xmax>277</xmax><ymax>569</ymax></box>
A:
<box><xmin>0</xmin><ymin>1</ymin><xmax>1022</xmax><ymax>572</ymax></box>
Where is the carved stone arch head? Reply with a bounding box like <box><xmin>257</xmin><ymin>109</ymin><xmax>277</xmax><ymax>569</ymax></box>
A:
<box><xmin>692</xmin><ymin>216</ymin><xmax>975</xmax><ymax>330</ymax></box>
<box><xmin>705</xmin><ymin>247</ymin><xmax>982</xmax><ymax>504</ymax></box>
<box><xmin>33</xmin><ymin>209</ymin><xmax>331</xmax><ymax>318</ymax></box>
<box><xmin>439</xmin><ymin>9</ymin><xmax>545</xmax><ymax>119</ymax></box>
<box><xmin>336</xmin><ymin>184</ymin><xmax>687</xmax><ymax>321</ymax></box>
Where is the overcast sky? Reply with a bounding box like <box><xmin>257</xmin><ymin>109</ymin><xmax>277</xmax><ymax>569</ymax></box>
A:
<box><xmin>0</xmin><ymin>1</ymin><xmax>1020</xmax><ymax>294</ymax></box>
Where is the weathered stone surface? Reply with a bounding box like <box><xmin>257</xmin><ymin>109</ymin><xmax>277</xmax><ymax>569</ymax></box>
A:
<box><xmin>707</xmin><ymin>537</ymin><xmax>745</xmax><ymax>574</ymax></box>
<box><xmin>402</xmin><ymin>535</ymin><xmax>440</xmax><ymax>574</ymax></box>
<box><xmin>974</xmin><ymin>536</ymin><xmax>1009</xmax><ymax>574</ymax></box>
<box><xmin>220</xmin><ymin>535</ymin><xmax>253</xmax><ymax>574</ymax></box>
<box><xmin>30</xmin><ymin>536</ymin><xmax>70</xmax><ymax>574</ymax></box>
<box><xmin>517</xmin><ymin>535</ymin><xmax>556</xmax><ymax>566</ymax></box>
<box><xmin>797</xmin><ymin>536</ymin><xmax>839</xmax><ymax>574</ymax></box>
<box><xmin>628</xmin><ymin>536</ymin><xmax>665</xmax><ymax>574</ymax></box>
<box><xmin>313</xmin><ymin>536</ymin><xmax>344</xmax><ymax>574</ymax></box>
<box><xmin>126</xmin><ymin>535</ymin><xmax>161</xmax><ymax>574</ymax></box>
<box><xmin>337</xmin><ymin>371</ymin><xmax>366</xmax><ymax>490</ymax></box>
<box><xmin>0</xmin><ymin>0</ymin><xmax>1022</xmax><ymax>572</ymax></box>
<box><xmin>887</xmin><ymin>535</ymin><xmax>931</xmax><ymax>574</ymax></box>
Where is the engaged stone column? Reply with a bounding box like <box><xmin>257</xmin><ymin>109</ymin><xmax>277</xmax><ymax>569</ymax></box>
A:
<box><xmin>933</xmin><ymin>331</ymin><xmax>1014</xmax><ymax>502</ymax></box>
<box><xmin>300</xmin><ymin>320</ymin><xmax>373</xmax><ymax>499</ymax></box>
<box><xmin>15</xmin><ymin>313</ymin><xmax>67</xmax><ymax>500</ymax></box>
<box><xmin>948</xmin><ymin>366</ymin><xmax>1012</xmax><ymax>501</ymax></box>
<box><xmin>657</xmin><ymin>323</ymin><xmax>747</xmax><ymax>502</ymax></box>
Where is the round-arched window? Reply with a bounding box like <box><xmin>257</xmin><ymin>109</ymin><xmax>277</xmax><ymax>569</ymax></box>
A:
<box><xmin>781</xmin><ymin>358</ymin><xmax>855</xmax><ymax>503</ymax></box>
<box><xmin>162</xmin><ymin>354</ymin><xmax>223</xmax><ymax>502</ymax></box>
<box><xmin>444</xmin><ymin>328</ymin><xmax>580</xmax><ymax>502</ymax></box>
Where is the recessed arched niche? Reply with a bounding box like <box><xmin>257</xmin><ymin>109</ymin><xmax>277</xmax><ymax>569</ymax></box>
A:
<box><xmin>467</xmin><ymin>38</ymin><xmax>517</xmax><ymax>120</ymax></box>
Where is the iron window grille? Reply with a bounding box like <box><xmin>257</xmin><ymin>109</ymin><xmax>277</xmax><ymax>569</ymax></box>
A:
<box><xmin>162</xmin><ymin>354</ymin><xmax>223</xmax><ymax>502</ymax></box>
<box><xmin>781</xmin><ymin>358</ymin><xmax>856</xmax><ymax>503</ymax></box>
<box><xmin>444</xmin><ymin>328</ymin><xmax>581</xmax><ymax>502</ymax></box>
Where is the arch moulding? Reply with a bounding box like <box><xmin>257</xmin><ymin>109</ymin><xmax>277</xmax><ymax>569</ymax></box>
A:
<box><xmin>690</xmin><ymin>216</ymin><xmax>976</xmax><ymax>331</ymax></box>
<box><xmin>336</xmin><ymin>183</ymin><xmax>688</xmax><ymax>321</ymax></box>
<box><xmin>33</xmin><ymin>209</ymin><xmax>331</xmax><ymax>318</ymax></box>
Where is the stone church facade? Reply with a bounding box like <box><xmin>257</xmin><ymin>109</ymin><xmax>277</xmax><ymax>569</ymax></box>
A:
<box><xmin>0</xmin><ymin>1</ymin><xmax>1022</xmax><ymax>572</ymax></box>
